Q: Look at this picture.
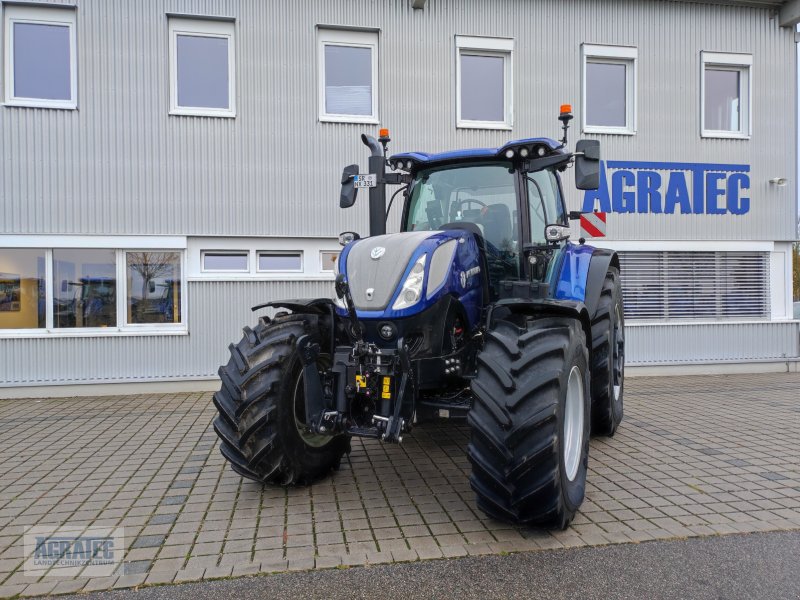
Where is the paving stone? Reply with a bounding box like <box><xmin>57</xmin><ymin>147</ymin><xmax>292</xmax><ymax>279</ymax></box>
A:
<box><xmin>113</xmin><ymin>573</ymin><xmax>148</xmax><ymax>589</ymax></box>
<box><xmin>81</xmin><ymin>576</ymin><xmax>119</xmax><ymax>592</ymax></box>
<box><xmin>121</xmin><ymin>559</ymin><xmax>152</xmax><ymax>575</ymax></box>
<box><xmin>203</xmin><ymin>564</ymin><xmax>234</xmax><ymax>579</ymax></box>
<box><xmin>19</xmin><ymin>581</ymin><xmax>57</xmax><ymax>597</ymax></box>
<box><xmin>0</xmin><ymin>585</ymin><xmax>26</xmax><ymax>598</ymax></box>
<box><xmin>162</xmin><ymin>495</ymin><xmax>188</xmax><ymax>505</ymax></box>
<box><xmin>149</xmin><ymin>514</ymin><xmax>177</xmax><ymax>526</ymax></box>
<box><xmin>174</xmin><ymin>567</ymin><xmax>206</xmax><ymax>583</ymax></box>
<box><xmin>131</xmin><ymin>534</ymin><xmax>165</xmax><ymax>549</ymax></box>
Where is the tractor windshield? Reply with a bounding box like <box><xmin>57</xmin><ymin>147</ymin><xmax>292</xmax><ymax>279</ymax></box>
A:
<box><xmin>405</xmin><ymin>162</ymin><xmax>520</xmax><ymax>278</ymax></box>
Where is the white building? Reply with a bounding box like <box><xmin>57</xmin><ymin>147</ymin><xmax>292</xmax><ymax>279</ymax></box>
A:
<box><xmin>1</xmin><ymin>0</ymin><xmax>799</xmax><ymax>395</ymax></box>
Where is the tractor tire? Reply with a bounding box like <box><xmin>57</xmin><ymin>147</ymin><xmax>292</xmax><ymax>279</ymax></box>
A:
<box><xmin>468</xmin><ymin>316</ymin><xmax>590</xmax><ymax>529</ymax></box>
<box><xmin>212</xmin><ymin>313</ymin><xmax>349</xmax><ymax>485</ymax></box>
<box><xmin>590</xmin><ymin>267</ymin><xmax>625</xmax><ymax>436</ymax></box>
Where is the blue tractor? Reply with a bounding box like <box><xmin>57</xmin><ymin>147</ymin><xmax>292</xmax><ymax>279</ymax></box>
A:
<box><xmin>213</xmin><ymin>108</ymin><xmax>624</xmax><ymax>528</ymax></box>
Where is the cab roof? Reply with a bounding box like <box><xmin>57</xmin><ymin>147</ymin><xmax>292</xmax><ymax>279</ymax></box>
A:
<box><xmin>389</xmin><ymin>137</ymin><xmax>564</xmax><ymax>167</ymax></box>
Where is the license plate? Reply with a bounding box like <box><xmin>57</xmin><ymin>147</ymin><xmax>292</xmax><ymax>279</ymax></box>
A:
<box><xmin>354</xmin><ymin>174</ymin><xmax>377</xmax><ymax>188</ymax></box>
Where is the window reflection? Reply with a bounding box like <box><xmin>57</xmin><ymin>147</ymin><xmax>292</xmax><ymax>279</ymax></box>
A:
<box><xmin>53</xmin><ymin>249</ymin><xmax>116</xmax><ymax>328</ymax></box>
<box><xmin>127</xmin><ymin>252</ymin><xmax>181</xmax><ymax>324</ymax></box>
<box><xmin>0</xmin><ymin>249</ymin><xmax>46</xmax><ymax>329</ymax></box>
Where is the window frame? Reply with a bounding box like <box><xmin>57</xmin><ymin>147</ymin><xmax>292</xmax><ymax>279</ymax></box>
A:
<box><xmin>0</xmin><ymin>237</ymin><xmax>187</xmax><ymax>338</ymax></box>
<box><xmin>256</xmin><ymin>251</ymin><xmax>304</xmax><ymax>274</ymax></box>
<box><xmin>3</xmin><ymin>5</ymin><xmax>78</xmax><ymax>110</ymax></box>
<box><xmin>317</xmin><ymin>27</ymin><xmax>379</xmax><ymax>124</ymax></box>
<box><xmin>201</xmin><ymin>250</ymin><xmax>249</xmax><ymax>273</ymax></box>
<box><xmin>581</xmin><ymin>44</ymin><xmax>637</xmax><ymax>136</ymax></box>
<box><xmin>700</xmin><ymin>51</ymin><xmax>752</xmax><ymax>140</ymax></box>
<box><xmin>320</xmin><ymin>250</ymin><xmax>341</xmax><ymax>273</ymax></box>
<box><xmin>168</xmin><ymin>16</ymin><xmax>236</xmax><ymax>118</ymax></box>
<box><xmin>455</xmin><ymin>35</ymin><xmax>514</xmax><ymax>130</ymax></box>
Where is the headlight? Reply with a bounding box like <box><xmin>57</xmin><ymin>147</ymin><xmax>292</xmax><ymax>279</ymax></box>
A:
<box><xmin>392</xmin><ymin>254</ymin><xmax>426</xmax><ymax>310</ymax></box>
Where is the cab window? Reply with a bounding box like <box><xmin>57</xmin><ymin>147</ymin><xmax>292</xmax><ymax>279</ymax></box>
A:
<box><xmin>527</xmin><ymin>169</ymin><xmax>565</xmax><ymax>244</ymax></box>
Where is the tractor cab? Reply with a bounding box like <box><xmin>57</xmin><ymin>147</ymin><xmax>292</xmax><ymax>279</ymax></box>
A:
<box><xmin>395</xmin><ymin>140</ymin><xmax>574</xmax><ymax>300</ymax></box>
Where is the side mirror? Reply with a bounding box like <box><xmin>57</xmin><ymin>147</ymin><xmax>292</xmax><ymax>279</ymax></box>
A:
<box><xmin>148</xmin><ymin>281</ymin><xmax>156</xmax><ymax>294</ymax></box>
<box><xmin>575</xmin><ymin>139</ymin><xmax>601</xmax><ymax>190</ymax></box>
<box><xmin>340</xmin><ymin>164</ymin><xmax>360</xmax><ymax>208</ymax></box>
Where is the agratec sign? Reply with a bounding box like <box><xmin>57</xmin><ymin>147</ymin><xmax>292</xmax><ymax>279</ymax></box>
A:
<box><xmin>582</xmin><ymin>161</ymin><xmax>751</xmax><ymax>216</ymax></box>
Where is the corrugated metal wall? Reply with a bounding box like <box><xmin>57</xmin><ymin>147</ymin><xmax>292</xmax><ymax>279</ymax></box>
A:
<box><xmin>1</xmin><ymin>0</ymin><xmax>795</xmax><ymax>240</ymax></box>
<box><xmin>626</xmin><ymin>321</ymin><xmax>800</xmax><ymax>364</ymax></box>
<box><xmin>0</xmin><ymin>280</ymin><xmax>332</xmax><ymax>385</ymax></box>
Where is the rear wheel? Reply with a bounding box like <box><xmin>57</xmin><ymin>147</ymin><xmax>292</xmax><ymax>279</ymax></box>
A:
<box><xmin>590</xmin><ymin>267</ymin><xmax>625</xmax><ymax>436</ymax></box>
<box><xmin>212</xmin><ymin>313</ymin><xmax>349</xmax><ymax>484</ymax></box>
<box><xmin>468</xmin><ymin>316</ymin><xmax>590</xmax><ymax>529</ymax></box>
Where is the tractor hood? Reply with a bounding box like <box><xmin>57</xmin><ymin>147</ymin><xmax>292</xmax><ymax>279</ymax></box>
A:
<box><xmin>343</xmin><ymin>231</ymin><xmax>434</xmax><ymax>311</ymax></box>
<box><xmin>338</xmin><ymin>229</ymin><xmax>483</xmax><ymax>321</ymax></box>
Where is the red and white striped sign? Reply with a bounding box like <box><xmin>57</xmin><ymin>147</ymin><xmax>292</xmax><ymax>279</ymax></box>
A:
<box><xmin>580</xmin><ymin>211</ymin><xmax>607</xmax><ymax>238</ymax></box>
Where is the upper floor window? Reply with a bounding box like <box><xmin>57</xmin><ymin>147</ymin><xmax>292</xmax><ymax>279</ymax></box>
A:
<box><xmin>701</xmin><ymin>52</ymin><xmax>751</xmax><ymax>139</ymax></box>
<box><xmin>318</xmin><ymin>28</ymin><xmax>378</xmax><ymax>123</ymax></box>
<box><xmin>169</xmin><ymin>17</ymin><xmax>235</xmax><ymax>117</ymax></box>
<box><xmin>456</xmin><ymin>35</ymin><xmax>513</xmax><ymax>129</ymax></box>
<box><xmin>582</xmin><ymin>44</ymin><xmax>637</xmax><ymax>135</ymax></box>
<box><xmin>3</xmin><ymin>5</ymin><xmax>77</xmax><ymax>109</ymax></box>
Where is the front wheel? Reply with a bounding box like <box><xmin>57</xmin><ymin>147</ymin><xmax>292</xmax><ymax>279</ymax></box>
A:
<box><xmin>212</xmin><ymin>313</ymin><xmax>349</xmax><ymax>485</ymax></box>
<box><xmin>468</xmin><ymin>316</ymin><xmax>590</xmax><ymax>529</ymax></box>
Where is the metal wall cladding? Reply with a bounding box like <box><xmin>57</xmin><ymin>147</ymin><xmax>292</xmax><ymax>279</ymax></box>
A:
<box><xmin>1</xmin><ymin>0</ymin><xmax>795</xmax><ymax>241</ymax></box>
<box><xmin>626</xmin><ymin>321</ymin><xmax>800</xmax><ymax>365</ymax></box>
<box><xmin>0</xmin><ymin>280</ymin><xmax>333</xmax><ymax>385</ymax></box>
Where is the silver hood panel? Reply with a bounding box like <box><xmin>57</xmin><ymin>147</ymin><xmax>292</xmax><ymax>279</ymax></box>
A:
<box><xmin>344</xmin><ymin>231</ymin><xmax>436</xmax><ymax>310</ymax></box>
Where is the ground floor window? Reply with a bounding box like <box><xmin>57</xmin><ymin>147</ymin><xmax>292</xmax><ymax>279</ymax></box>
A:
<box><xmin>0</xmin><ymin>249</ymin><xmax>45</xmax><ymax>329</ymax></box>
<box><xmin>126</xmin><ymin>252</ymin><xmax>182</xmax><ymax>325</ymax></box>
<box><xmin>619</xmin><ymin>251</ymin><xmax>769</xmax><ymax>321</ymax></box>
<box><xmin>0</xmin><ymin>247</ymin><xmax>185</xmax><ymax>335</ymax></box>
<box><xmin>53</xmin><ymin>248</ymin><xmax>117</xmax><ymax>328</ymax></box>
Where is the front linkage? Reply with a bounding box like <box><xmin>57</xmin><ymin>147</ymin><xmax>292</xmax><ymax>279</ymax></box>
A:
<box><xmin>298</xmin><ymin>275</ymin><xmax>415</xmax><ymax>444</ymax></box>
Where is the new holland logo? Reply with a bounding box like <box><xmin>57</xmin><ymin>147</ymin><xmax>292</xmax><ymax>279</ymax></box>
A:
<box><xmin>370</xmin><ymin>247</ymin><xmax>386</xmax><ymax>260</ymax></box>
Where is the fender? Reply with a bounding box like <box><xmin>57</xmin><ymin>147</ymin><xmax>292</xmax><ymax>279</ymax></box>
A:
<box><xmin>251</xmin><ymin>298</ymin><xmax>335</xmax><ymax>315</ymax></box>
<box><xmin>490</xmin><ymin>298</ymin><xmax>593</xmax><ymax>362</ymax></box>
<box><xmin>583</xmin><ymin>249</ymin><xmax>620</xmax><ymax>320</ymax></box>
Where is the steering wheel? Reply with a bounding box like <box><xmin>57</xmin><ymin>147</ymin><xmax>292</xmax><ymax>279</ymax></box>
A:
<box><xmin>450</xmin><ymin>197</ymin><xmax>487</xmax><ymax>221</ymax></box>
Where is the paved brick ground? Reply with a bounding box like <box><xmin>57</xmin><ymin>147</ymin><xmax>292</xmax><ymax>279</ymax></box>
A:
<box><xmin>0</xmin><ymin>373</ymin><xmax>798</xmax><ymax>598</ymax></box>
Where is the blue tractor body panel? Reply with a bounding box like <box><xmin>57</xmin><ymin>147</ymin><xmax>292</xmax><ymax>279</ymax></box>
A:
<box><xmin>552</xmin><ymin>242</ymin><xmax>596</xmax><ymax>303</ymax></box>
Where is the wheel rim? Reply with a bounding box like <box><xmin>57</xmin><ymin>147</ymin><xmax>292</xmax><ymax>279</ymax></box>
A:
<box><xmin>612</xmin><ymin>305</ymin><xmax>624</xmax><ymax>403</ymax></box>
<box><xmin>292</xmin><ymin>362</ymin><xmax>334</xmax><ymax>448</ymax></box>
<box><xmin>563</xmin><ymin>365</ymin><xmax>585</xmax><ymax>482</ymax></box>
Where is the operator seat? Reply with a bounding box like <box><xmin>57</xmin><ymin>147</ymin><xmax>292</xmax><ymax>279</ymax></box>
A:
<box><xmin>481</xmin><ymin>204</ymin><xmax>513</xmax><ymax>250</ymax></box>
